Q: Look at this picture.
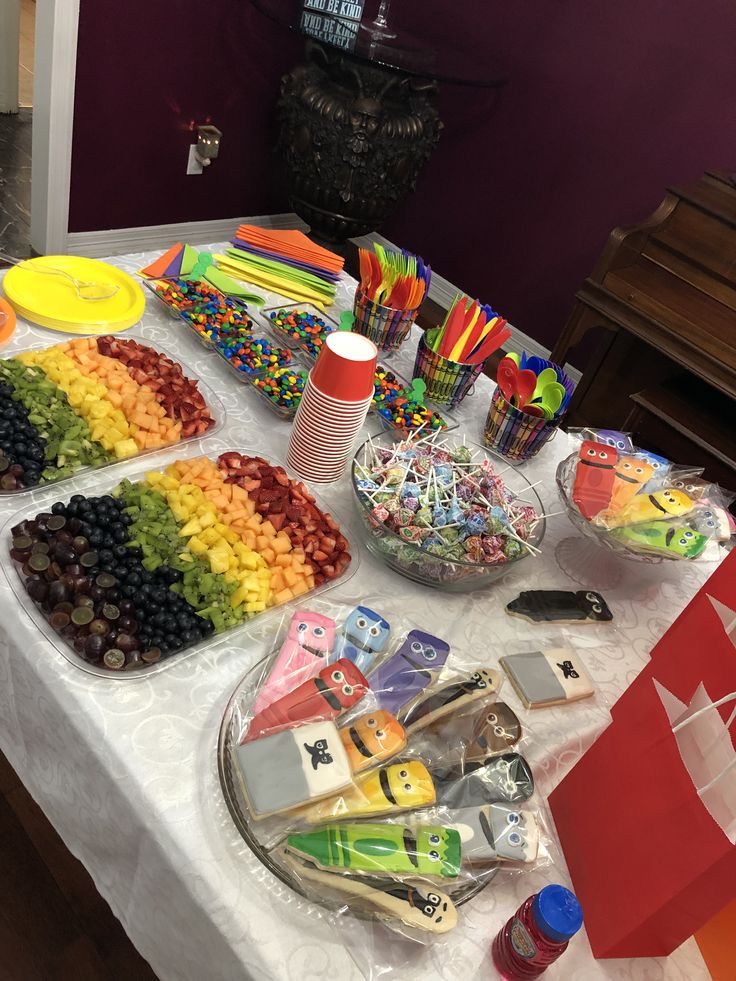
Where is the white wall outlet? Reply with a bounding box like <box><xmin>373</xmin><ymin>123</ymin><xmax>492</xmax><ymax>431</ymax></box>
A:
<box><xmin>186</xmin><ymin>144</ymin><xmax>203</xmax><ymax>175</ymax></box>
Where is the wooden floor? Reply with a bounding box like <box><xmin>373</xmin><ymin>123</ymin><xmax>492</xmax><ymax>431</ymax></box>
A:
<box><xmin>0</xmin><ymin>750</ymin><xmax>157</xmax><ymax>980</ymax></box>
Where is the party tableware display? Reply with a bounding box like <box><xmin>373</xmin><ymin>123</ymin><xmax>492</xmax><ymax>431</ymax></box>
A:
<box><xmin>4</xmin><ymin>450</ymin><xmax>354</xmax><ymax>677</ymax></box>
<box><xmin>3</xmin><ymin>257</ymin><xmax>145</xmax><ymax>333</ymax></box>
<box><xmin>352</xmin><ymin>431</ymin><xmax>545</xmax><ymax>590</ymax></box>
<box><xmin>287</xmin><ymin>332</ymin><xmax>378</xmax><ymax>483</ymax></box>
<box><xmin>483</xmin><ymin>353</ymin><xmax>575</xmax><ymax>462</ymax></box>
<box><xmin>352</xmin><ymin>244</ymin><xmax>431</xmax><ymax>353</ymax></box>
<box><xmin>0</xmin><ymin>336</ymin><xmax>221</xmax><ymax>493</ymax></box>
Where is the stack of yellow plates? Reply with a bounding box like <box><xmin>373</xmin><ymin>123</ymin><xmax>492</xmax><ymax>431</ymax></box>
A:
<box><xmin>2</xmin><ymin>256</ymin><xmax>145</xmax><ymax>333</ymax></box>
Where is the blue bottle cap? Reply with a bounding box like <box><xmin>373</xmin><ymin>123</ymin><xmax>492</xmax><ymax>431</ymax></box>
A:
<box><xmin>531</xmin><ymin>885</ymin><xmax>583</xmax><ymax>943</ymax></box>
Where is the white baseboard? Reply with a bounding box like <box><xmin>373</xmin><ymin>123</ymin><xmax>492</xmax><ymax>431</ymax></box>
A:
<box><xmin>66</xmin><ymin>213</ymin><xmax>309</xmax><ymax>258</ymax></box>
<box><xmin>66</xmin><ymin>217</ymin><xmax>580</xmax><ymax>383</ymax></box>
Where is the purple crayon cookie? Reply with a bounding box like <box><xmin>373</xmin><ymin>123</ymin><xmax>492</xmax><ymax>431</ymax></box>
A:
<box><xmin>370</xmin><ymin>629</ymin><xmax>450</xmax><ymax>718</ymax></box>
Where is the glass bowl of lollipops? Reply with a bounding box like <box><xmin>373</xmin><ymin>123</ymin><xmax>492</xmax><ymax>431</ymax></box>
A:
<box><xmin>555</xmin><ymin>445</ymin><xmax>723</xmax><ymax>564</ymax></box>
<box><xmin>350</xmin><ymin>431</ymin><xmax>546</xmax><ymax>591</ymax></box>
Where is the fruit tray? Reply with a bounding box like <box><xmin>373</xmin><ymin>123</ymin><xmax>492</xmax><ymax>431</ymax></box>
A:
<box><xmin>0</xmin><ymin>335</ymin><xmax>223</xmax><ymax>495</ymax></box>
<box><xmin>3</xmin><ymin>449</ymin><xmax>357</xmax><ymax>678</ymax></box>
<box><xmin>143</xmin><ymin>277</ymin><xmax>256</xmax><ymax>350</ymax></box>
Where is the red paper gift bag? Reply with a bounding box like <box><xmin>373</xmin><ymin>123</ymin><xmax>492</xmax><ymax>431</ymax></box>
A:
<box><xmin>549</xmin><ymin>673</ymin><xmax>736</xmax><ymax>957</ymax></box>
<box><xmin>612</xmin><ymin>549</ymin><xmax>736</xmax><ymax>721</ymax></box>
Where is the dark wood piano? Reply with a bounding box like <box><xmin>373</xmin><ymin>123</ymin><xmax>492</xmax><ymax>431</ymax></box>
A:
<box><xmin>551</xmin><ymin>169</ymin><xmax>736</xmax><ymax>493</ymax></box>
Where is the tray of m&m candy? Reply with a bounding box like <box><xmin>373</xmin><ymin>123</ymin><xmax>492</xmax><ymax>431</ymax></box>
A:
<box><xmin>4</xmin><ymin>450</ymin><xmax>355</xmax><ymax>677</ymax></box>
<box><xmin>144</xmin><ymin>277</ymin><xmax>255</xmax><ymax>347</ymax></box>
<box><xmin>263</xmin><ymin>304</ymin><xmax>339</xmax><ymax>361</ymax></box>
<box><xmin>250</xmin><ymin>356</ymin><xmax>310</xmax><ymax>419</ymax></box>
<box><xmin>0</xmin><ymin>336</ymin><xmax>221</xmax><ymax>494</ymax></box>
<box><xmin>372</xmin><ymin>364</ymin><xmax>457</xmax><ymax>437</ymax></box>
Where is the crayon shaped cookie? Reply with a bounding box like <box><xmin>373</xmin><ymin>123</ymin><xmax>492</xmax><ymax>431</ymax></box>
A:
<box><xmin>602</xmin><ymin>488</ymin><xmax>693</xmax><ymax>529</ymax></box>
<box><xmin>600</xmin><ymin>456</ymin><xmax>655</xmax><ymax>517</ymax></box>
<box><xmin>339</xmin><ymin>710</ymin><xmax>406</xmax><ymax>774</ymax></box>
<box><xmin>436</xmin><ymin>753</ymin><xmax>535</xmax><ymax>808</ymax></box>
<box><xmin>253</xmin><ymin>610</ymin><xmax>336</xmax><ymax>714</ymax></box>
<box><xmin>464</xmin><ymin>701</ymin><xmax>522</xmax><ymax>765</ymax></box>
<box><xmin>506</xmin><ymin>589</ymin><xmax>612</xmax><ymax>624</ymax></box>
<box><xmin>333</xmin><ymin>606</ymin><xmax>391</xmax><ymax>673</ymax></box>
<box><xmin>613</xmin><ymin>522</ymin><xmax>708</xmax><ymax>558</ymax></box>
<box><xmin>448</xmin><ymin>803</ymin><xmax>539</xmax><ymax>864</ymax></box>
<box><xmin>572</xmin><ymin>440</ymin><xmax>618</xmax><ymax>519</ymax></box>
<box><xmin>370</xmin><ymin>629</ymin><xmax>451</xmax><ymax>718</ymax></box>
<box><xmin>499</xmin><ymin>649</ymin><xmax>594</xmax><ymax>708</ymax></box>
<box><xmin>285</xmin><ymin>822</ymin><xmax>462</xmax><ymax>880</ymax></box>
<box><xmin>245</xmin><ymin>659</ymin><xmax>368</xmax><ymax>742</ymax></box>
<box><xmin>281</xmin><ymin>854</ymin><xmax>458</xmax><ymax>934</ymax></box>
<box><xmin>234</xmin><ymin>720</ymin><xmax>353</xmax><ymax>819</ymax></box>
<box><xmin>300</xmin><ymin>760</ymin><xmax>435</xmax><ymax>824</ymax></box>
<box><xmin>399</xmin><ymin>668</ymin><xmax>500</xmax><ymax>734</ymax></box>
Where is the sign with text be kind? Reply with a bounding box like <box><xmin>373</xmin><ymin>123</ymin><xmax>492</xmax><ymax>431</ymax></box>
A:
<box><xmin>303</xmin><ymin>0</ymin><xmax>366</xmax><ymax>23</ymax></box>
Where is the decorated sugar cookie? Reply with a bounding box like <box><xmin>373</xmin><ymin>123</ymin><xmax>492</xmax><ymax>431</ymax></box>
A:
<box><xmin>282</xmin><ymin>854</ymin><xmax>458</xmax><ymax>934</ymax></box>
<box><xmin>602</xmin><ymin>456</ymin><xmax>655</xmax><ymax>515</ymax></box>
<box><xmin>245</xmin><ymin>659</ymin><xmax>368</xmax><ymax>742</ymax></box>
<box><xmin>253</xmin><ymin>610</ymin><xmax>336</xmax><ymax>713</ymax></box>
<box><xmin>688</xmin><ymin>505</ymin><xmax>731</xmax><ymax>542</ymax></box>
<box><xmin>399</xmin><ymin>669</ymin><xmax>500</xmax><ymax>734</ymax></box>
<box><xmin>506</xmin><ymin>590</ymin><xmax>612</xmax><ymax>625</ymax></box>
<box><xmin>500</xmin><ymin>649</ymin><xmax>594</xmax><ymax>708</ymax></box>
<box><xmin>449</xmin><ymin>804</ymin><xmax>539</xmax><ymax>864</ymax></box>
<box><xmin>613</xmin><ymin>522</ymin><xmax>708</xmax><ymax>558</ymax></box>
<box><xmin>572</xmin><ymin>440</ymin><xmax>618</xmax><ymax>519</ymax></box>
<box><xmin>602</xmin><ymin>488</ymin><xmax>693</xmax><ymax>529</ymax></box>
<box><xmin>286</xmin><ymin>822</ymin><xmax>462</xmax><ymax>879</ymax></box>
<box><xmin>300</xmin><ymin>760</ymin><xmax>435</xmax><ymax>823</ymax></box>
<box><xmin>235</xmin><ymin>720</ymin><xmax>353</xmax><ymax>818</ymax></box>
<box><xmin>581</xmin><ymin>428</ymin><xmax>633</xmax><ymax>452</ymax></box>
<box><xmin>340</xmin><ymin>710</ymin><xmax>406</xmax><ymax>774</ymax></box>
<box><xmin>371</xmin><ymin>630</ymin><xmax>451</xmax><ymax>717</ymax></box>
<box><xmin>334</xmin><ymin>606</ymin><xmax>391</xmax><ymax>673</ymax></box>
<box><xmin>437</xmin><ymin>753</ymin><xmax>535</xmax><ymax>807</ymax></box>
<box><xmin>464</xmin><ymin>702</ymin><xmax>522</xmax><ymax>765</ymax></box>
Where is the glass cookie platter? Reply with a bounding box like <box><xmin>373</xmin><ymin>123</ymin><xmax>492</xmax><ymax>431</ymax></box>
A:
<box><xmin>217</xmin><ymin>599</ymin><xmax>547</xmax><ymax>935</ymax></box>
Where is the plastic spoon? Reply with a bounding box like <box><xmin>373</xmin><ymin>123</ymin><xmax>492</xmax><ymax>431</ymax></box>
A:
<box><xmin>531</xmin><ymin>367</ymin><xmax>558</xmax><ymax>401</ymax></box>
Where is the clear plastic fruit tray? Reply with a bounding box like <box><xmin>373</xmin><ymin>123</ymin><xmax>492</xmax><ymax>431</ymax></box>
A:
<box><xmin>0</xmin><ymin>339</ymin><xmax>225</xmax><ymax>496</ymax></box>
<box><xmin>2</xmin><ymin>446</ymin><xmax>359</xmax><ymax>679</ymax></box>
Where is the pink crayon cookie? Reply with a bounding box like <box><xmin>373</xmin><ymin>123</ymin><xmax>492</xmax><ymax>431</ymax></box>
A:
<box><xmin>253</xmin><ymin>611</ymin><xmax>336</xmax><ymax>714</ymax></box>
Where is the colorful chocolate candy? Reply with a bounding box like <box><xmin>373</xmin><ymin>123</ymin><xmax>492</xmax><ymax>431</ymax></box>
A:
<box><xmin>217</xmin><ymin>334</ymin><xmax>292</xmax><ymax>375</ymax></box>
<box><xmin>268</xmin><ymin>307</ymin><xmax>336</xmax><ymax>359</ymax></box>
<box><xmin>252</xmin><ymin>365</ymin><xmax>307</xmax><ymax>410</ymax></box>
<box><xmin>373</xmin><ymin>366</ymin><xmax>448</xmax><ymax>435</ymax></box>
<box><xmin>152</xmin><ymin>278</ymin><xmax>253</xmax><ymax>339</ymax></box>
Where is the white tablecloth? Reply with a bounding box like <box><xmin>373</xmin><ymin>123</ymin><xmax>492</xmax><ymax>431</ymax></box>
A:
<box><xmin>0</xmin><ymin>248</ymin><xmax>719</xmax><ymax>981</ymax></box>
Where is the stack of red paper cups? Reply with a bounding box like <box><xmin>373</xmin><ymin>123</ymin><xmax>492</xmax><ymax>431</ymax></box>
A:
<box><xmin>287</xmin><ymin>331</ymin><xmax>377</xmax><ymax>483</ymax></box>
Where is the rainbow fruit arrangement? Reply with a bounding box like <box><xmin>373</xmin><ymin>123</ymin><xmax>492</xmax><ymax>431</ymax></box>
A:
<box><xmin>0</xmin><ymin>337</ymin><xmax>215</xmax><ymax>490</ymax></box>
<box><xmin>10</xmin><ymin>453</ymin><xmax>351</xmax><ymax>671</ymax></box>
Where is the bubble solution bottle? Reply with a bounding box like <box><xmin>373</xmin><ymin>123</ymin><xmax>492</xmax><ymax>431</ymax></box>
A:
<box><xmin>491</xmin><ymin>885</ymin><xmax>583</xmax><ymax>979</ymax></box>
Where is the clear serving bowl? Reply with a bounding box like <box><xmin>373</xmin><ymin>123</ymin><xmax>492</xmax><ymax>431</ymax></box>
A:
<box><xmin>351</xmin><ymin>432</ymin><xmax>546</xmax><ymax>591</ymax></box>
<box><xmin>555</xmin><ymin>453</ymin><xmax>664</xmax><ymax>564</ymax></box>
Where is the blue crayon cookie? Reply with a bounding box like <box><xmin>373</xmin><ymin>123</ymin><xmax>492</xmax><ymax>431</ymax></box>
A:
<box><xmin>333</xmin><ymin>606</ymin><xmax>391</xmax><ymax>673</ymax></box>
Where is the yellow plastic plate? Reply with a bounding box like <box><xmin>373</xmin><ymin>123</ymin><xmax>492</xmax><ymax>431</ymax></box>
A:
<box><xmin>3</xmin><ymin>257</ymin><xmax>145</xmax><ymax>333</ymax></box>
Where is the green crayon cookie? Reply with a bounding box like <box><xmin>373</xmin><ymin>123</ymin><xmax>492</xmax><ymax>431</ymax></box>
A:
<box><xmin>613</xmin><ymin>521</ymin><xmax>707</xmax><ymax>558</ymax></box>
<box><xmin>286</xmin><ymin>822</ymin><xmax>461</xmax><ymax>879</ymax></box>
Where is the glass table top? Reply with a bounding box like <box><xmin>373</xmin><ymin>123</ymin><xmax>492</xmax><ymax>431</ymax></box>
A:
<box><xmin>250</xmin><ymin>0</ymin><xmax>507</xmax><ymax>87</ymax></box>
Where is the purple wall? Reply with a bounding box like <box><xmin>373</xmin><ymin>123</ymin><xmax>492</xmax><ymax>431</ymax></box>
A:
<box><xmin>70</xmin><ymin>1</ymin><xmax>736</xmax><ymax>352</ymax></box>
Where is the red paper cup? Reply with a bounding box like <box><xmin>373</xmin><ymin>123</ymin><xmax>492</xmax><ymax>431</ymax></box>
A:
<box><xmin>310</xmin><ymin>331</ymin><xmax>377</xmax><ymax>401</ymax></box>
<box><xmin>289</xmin><ymin>433</ymin><xmax>354</xmax><ymax>461</ymax></box>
